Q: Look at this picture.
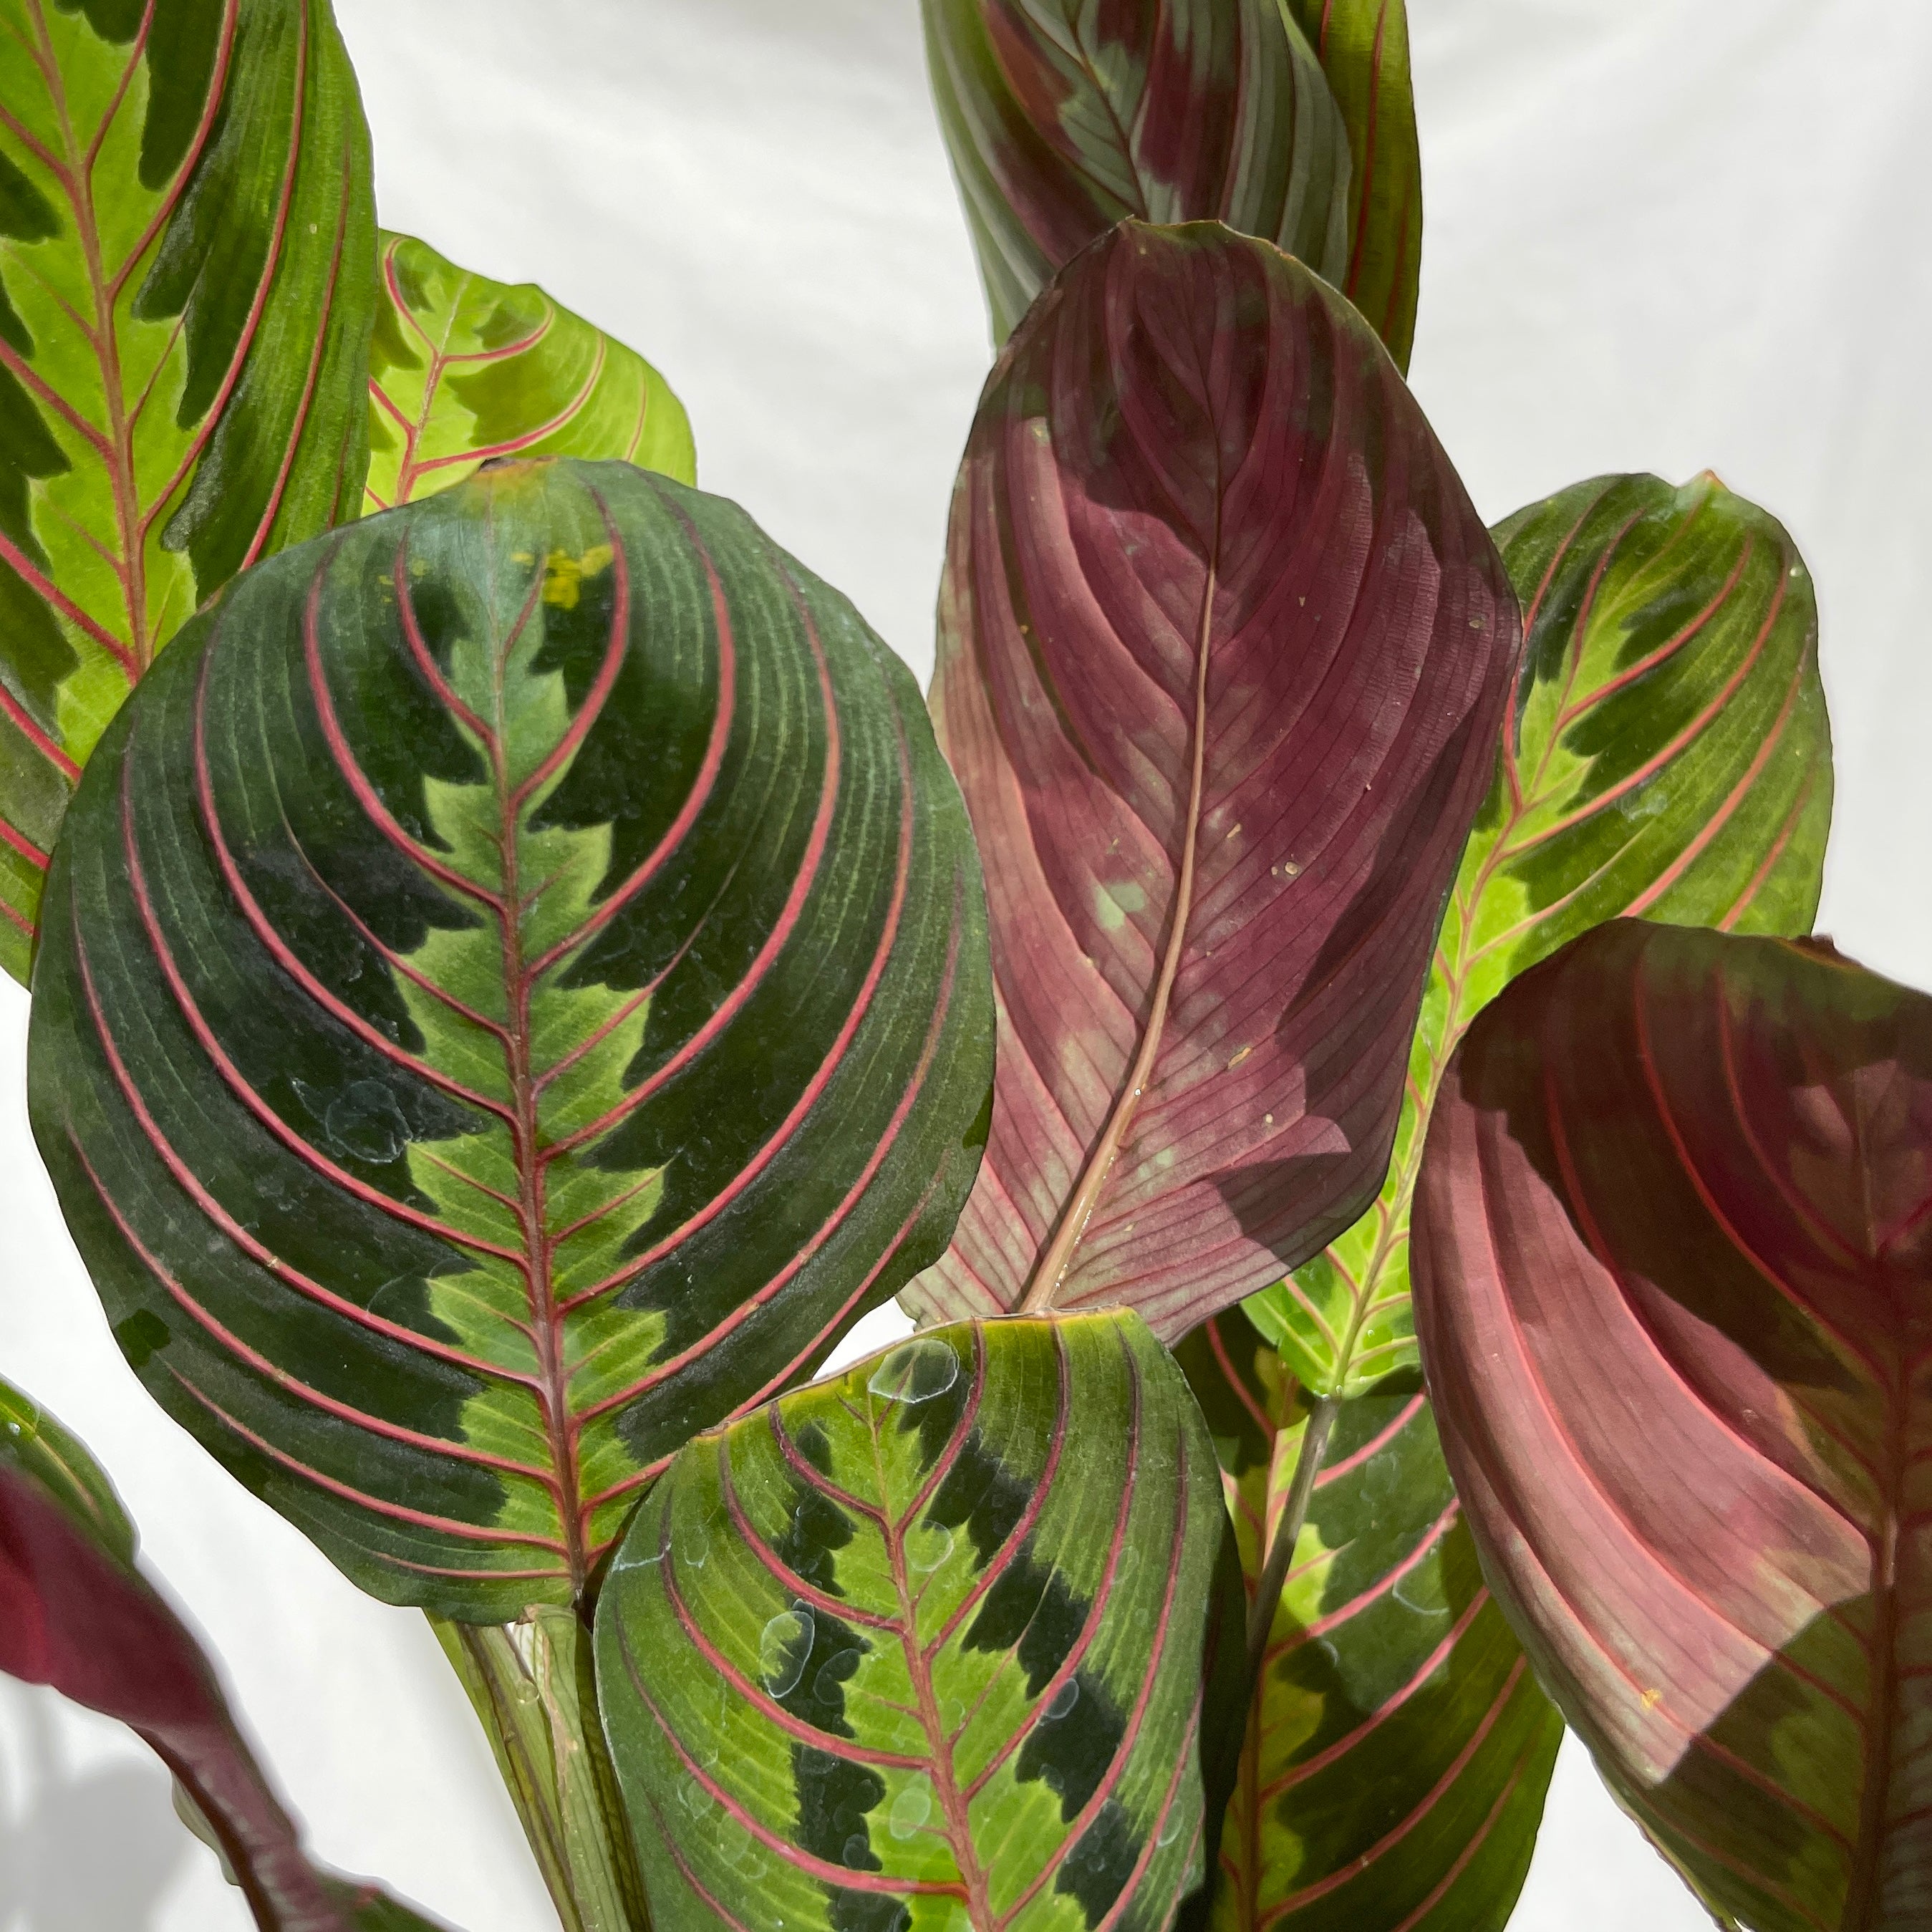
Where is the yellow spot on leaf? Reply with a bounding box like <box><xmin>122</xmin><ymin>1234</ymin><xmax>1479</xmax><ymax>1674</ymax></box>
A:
<box><xmin>1093</xmin><ymin>881</ymin><xmax>1146</xmax><ymax>934</ymax></box>
<box><xmin>1641</xmin><ymin>1688</ymin><xmax>1662</xmax><ymax>1711</ymax></box>
<box><xmin>544</xmin><ymin>544</ymin><xmax>614</xmax><ymax>610</ymax></box>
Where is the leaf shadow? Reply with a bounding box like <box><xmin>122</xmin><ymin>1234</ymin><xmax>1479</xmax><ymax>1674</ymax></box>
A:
<box><xmin>0</xmin><ymin>1684</ymin><xmax>195</xmax><ymax>1932</ymax></box>
<box><xmin>1580</xmin><ymin>1603</ymin><xmax>1873</xmax><ymax>1932</ymax></box>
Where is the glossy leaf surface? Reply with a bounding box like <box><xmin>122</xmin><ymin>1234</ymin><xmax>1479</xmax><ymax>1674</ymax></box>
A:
<box><xmin>0</xmin><ymin>1377</ymin><xmax>449</xmax><ymax>1931</ymax></box>
<box><xmin>923</xmin><ymin>0</ymin><xmax>1351</xmax><ymax>345</ymax></box>
<box><xmin>364</xmin><ymin>232</ymin><xmax>694</xmax><ymax>514</ymax></box>
<box><xmin>902</xmin><ymin>221</ymin><xmax>1520</xmax><ymax>1343</ymax></box>
<box><xmin>29</xmin><ymin>456</ymin><xmax>993</xmax><ymax>1621</ymax></box>
<box><xmin>1250</xmin><ymin>472</ymin><xmax>1832</xmax><ymax>1398</ymax></box>
<box><xmin>1413</xmin><ymin>922</ymin><xmax>1932</xmax><ymax>1932</ymax></box>
<box><xmin>0</xmin><ymin>0</ymin><xmax>377</xmax><ymax>982</ymax></box>
<box><xmin>1279</xmin><ymin>0</ymin><xmax>1420</xmax><ymax>370</ymax></box>
<box><xmin>1177</xmin><ymin>1311</ymin><xmax>1560</xmax><ymax>1931</ymax></box>
<box><xmin>596</xmin><ymin>1312</ymin><xmax>1229</xmax><ymax>1932</ymax></box>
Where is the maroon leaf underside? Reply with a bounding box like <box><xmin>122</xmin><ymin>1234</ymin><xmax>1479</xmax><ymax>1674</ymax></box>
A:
<box><xmin>1412</xmin><ymin>919</ymin><xmax>1932</xmax><ymax>1932</ymax></box>
<box><xmin>904</xmin><ymin>219</ymin><xmax>1522</xmax><ymax>1343</ymax></box>
<box><xmin>0</xmin><ymin>1467</ymin><xmax>445</xmax><ymax>1931</ymax></box>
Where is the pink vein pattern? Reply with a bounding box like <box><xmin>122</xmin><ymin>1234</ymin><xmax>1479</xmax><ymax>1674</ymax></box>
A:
<box><xmin>1414</xmin><ymin>919</ymin><xmax>1932</xmax><ymax>1932</ymax></box>
<box><xmin>904</xmin><ymin>221</ymin><xmax>1520</xmax><ymax>1343</ymax></box>
<box><xmin>594</xmin><ymin>1310</ymin><xmax>1227</xmax><ymax>1932</ymax></box>
<box><xmin>29</xmin><ymin>460</ymin><xmax>991</xmax><ymax>1621</ymax></box>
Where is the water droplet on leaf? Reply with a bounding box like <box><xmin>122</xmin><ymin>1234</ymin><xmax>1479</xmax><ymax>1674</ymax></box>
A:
<box><xmin>888</xmin><ymin>1777</ymin><xmax>932</xmax><ymax>1840</ymax></box>
<box><xmin>868</xmin><ymin>1339</ymin><xmax>960</xmax><ymax>1406</ymax></box>
<box><xmin>1041</xmin><ymin>1679</ymin><xmax>1078</xmax><ymax>1722</ymax></box>
<box><xmin>908</xmin><ymin>1522</ymin><xmax>954</xmax><ymax>1573</ymax></box>
<box><xmin>760</xmin><ymin>1609</ymin><xmax>814</xmax><ymax>1699</ymax></box>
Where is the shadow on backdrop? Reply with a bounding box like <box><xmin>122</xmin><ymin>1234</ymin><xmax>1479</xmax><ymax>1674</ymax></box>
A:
<box><xmin>0</xmin><ymin>1683</ymin><xmax>193</xmax><ymax>1931</ymax></box>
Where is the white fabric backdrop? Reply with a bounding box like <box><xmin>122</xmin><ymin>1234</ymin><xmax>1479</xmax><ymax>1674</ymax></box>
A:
<box><xmin>1</xmin><ymin>1</ymin><xmax>1926</xmax><ymax>1925</ymax></box>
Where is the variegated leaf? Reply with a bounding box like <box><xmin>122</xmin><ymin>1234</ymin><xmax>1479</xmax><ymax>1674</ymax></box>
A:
<box><xmin>596</xmin><ymin>1313</ymin><xmax>1231</xmax><ymax>1932</ymax></box>
<box><xmin>1177</xmin><ymin>1311</ymin><xmax>1560</xmax><ymax>1932</ymax></box>
<box><xmin>1413</xmin><ymin>922</ymin><xmax>1932</xmax><ymax>1932</ymax></box>
<box><xmin>27</xmin><ymin>455</ymin><xmax>993</xmax><ymax>1621</ymax></box>
<box><xmin>902</xmin><ymin>220</ymin><xmax>1520</xmax><ymax>1343</ymax></box>
<box><xmin>0</xmin><ymin>0</ymin><xmax>377</xmax><ymax>982</ymax></box>
<box><xmin>0</xmin><ymin>1375</ymin><xmax>453</xmax><ymax>1930</ymax></box>
<box><xmin>364</xmin><ymin>231</ymin><xmax>694</xmax><ymax>514</ymax></box>
<box><xmin>1248</xmin><ymin>473</ymin><xmax>1832</xmax><ymax>1399</ymax></box>
<box><xmin>1280</xmin><ymin>0</ymin><xmax>1421</xmax><ymax>370</ymax></box>
<box><xmin>922</xmin><ymin>0</ymin><xmax>1352</xmax><ymax>345</ymax></box>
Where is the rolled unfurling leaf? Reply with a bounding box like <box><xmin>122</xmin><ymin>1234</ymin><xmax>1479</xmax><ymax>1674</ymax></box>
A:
<box><xmin>1177</xmin><ymin>1311</ymin><xmax>1560</xmax><ymax>1931</ymax></box>
<box><xmin>902</xmin><ymin>221</ymin><xmax>1520</xmax><ymax>1343</ymax></box>
<box><xmin>1413</xmin><ymin>921</ymin><xmax>1932</xmax><ymax>1932</ymax></box>
<box><xmin>595</xmin><ymin>1312</ymin><xmax>1232</xmax><ymax>1932</ymax></box>
<box><xmin>0</xmin><ymin>0</ymin><xmax>378</xmax><ymax>982</ymax></box>
<box><xmin>1280</xmin><ymin>0</ymin><xmax>1421</xmax><ymax>369</ymax></box>
<box><xmin>0</xmin><ymin>1376</ymin><xmax>450</xmax><ymax>1931</ymax></box>
<box><xmin>364</xmin><ymin>232</ymin><xmax>695</xmax><ymax>513</ymax></box>
<box><xmin>1249</xmin><ymin>472</ymin><xmax>1832</xmax><ymax>1399</ymax></box>
<box><xmin>29</xmin><ymin>457</ymin><xmax>993</xmax><ymax>1621</ymax></box>
<box><xmin>923</xmin><ymin>0</ymin><xmax>1352</xmax><ymax>344</ymax></box>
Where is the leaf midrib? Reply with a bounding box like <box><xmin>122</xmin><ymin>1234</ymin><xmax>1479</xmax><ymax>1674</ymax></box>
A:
<box><xmin>1022</xmin><ymin>535</ymin><xmax>1218</xmax><ymax>1312</ymax></box>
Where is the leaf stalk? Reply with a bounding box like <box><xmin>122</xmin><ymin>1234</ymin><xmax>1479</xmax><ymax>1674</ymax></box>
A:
<box><xmin>1244</xmin><ymin>1391</ymin><xmax>1341</xmax><ymax>1691</ymax></box>
<box><xmin>430</xmin><ymin>1609</ymin><xmax>651</xmax><ymax>1932</ymax></box>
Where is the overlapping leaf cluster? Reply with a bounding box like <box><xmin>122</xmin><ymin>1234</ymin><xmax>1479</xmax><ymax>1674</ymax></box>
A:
<box><xmin>0</xmin><ymin>4</ymin><xmax>1884</xmax><ymax>1932</ymax></box>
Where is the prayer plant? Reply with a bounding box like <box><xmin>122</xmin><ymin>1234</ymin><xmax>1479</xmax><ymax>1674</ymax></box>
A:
<box><xmin>0</xmin><ymin>4</ymin><xmax>1898</xmax><ymax>1931</ymax></box>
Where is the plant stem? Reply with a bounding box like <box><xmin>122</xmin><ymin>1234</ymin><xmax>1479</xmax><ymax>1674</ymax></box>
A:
<box><xmin>1244</xmin><ymin>1392</ymin><xmax>1341</xmax><ymax>1691</ymax></box>
<box><xmin>430</xmin><ymin>1608</ymin><xmax>651</xmax><ymax>1932</ymax></box>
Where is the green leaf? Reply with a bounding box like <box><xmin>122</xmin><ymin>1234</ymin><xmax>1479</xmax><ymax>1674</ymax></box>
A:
<box><xmin>28</xmin><ymin>455</ymin><xmax>994</xmax><ymax>1622</ymax></box>
<box><xmin>1280</xmin><ymin>0</ymin><xmax>1421</xmax><ymax>370</ymax></box>
<box><xmin>0</xmin><ymin>0</ymin><xmax>378</xmax><ymax>984</ymax></box>
<box><xmin>0</xmin><ymin>1378</ymin><xmax>455</xmax><ymax>1931</ymax></box>
<box><xmin>365</xmin><ymin>232</ymin><xmax>694</xmax><ymax>513</ymax></box>
<box><xmin>1248</xmin><ymin>472</ymin><xmax>1833</xmax><ymax>1398</ymax></box>
<box><xmin>1176</xmin><ymin>1312</ymin><xmax>1561</xmax><ymax>1932</ymax></box>
<box><xmin>922</xmin><ymin>0</ymin><xmax>1352</xmax><ymax>344</ymax></box>
<box><xmin>595</xmin><ymin>1312</ymin><xmax>1232</xmax><ymax>1932</ymax></box>
<box><xmin>0</xmin><ymin>1366</ymin><xmax>135</xmax><ymax>1562</ymax></box>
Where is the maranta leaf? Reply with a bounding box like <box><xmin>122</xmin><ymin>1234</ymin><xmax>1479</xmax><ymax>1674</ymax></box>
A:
<box><xmin>1279</xmin><ymin>0</ymin><xmax>1421</xmax><ymax>370</ymax></box>
<box><xmin>1414</xmin><ymin>922</ymin><xmax>1932</xmax><ymax>1932</ymax></box>
<box><xmin>902</xmin><ymin>221</ymin><xmax>1520</xmax><ymax>1343</ymax></box>
<box><xmin>27</xmin><ymin>455</ymin><xmax>992</xmax><ymax>1621</ymax></box>
<box><xmin>1249</xmin><ymin>473</ymin><xmax>1832</xmax><ymax>1399</ymax></box>
<box><xmin>1177</xmin><ymin>1311</ymin><xmax>1560</xmax><ymax>1932</ymax></box>
<box><xmin>364</xmin><ymin>231</ymin><xmax>694</xmax><ymax>514</ymax></box>
<box><xmin>0</xmin><ymin>0</ymin><xmax>377</xmax><ymax>982</ymax></box>
<box><xmin>923</xmin><ymin>0</ymin><xmax>1351</xmax><ymax>345</ymax></box>
<box><xmin>596</xmin><ymin>1311</ymin><xmax>1234</xmax><ymax>1932</ymax></box>
<box><xmin>0</xmin><ymin>1375</ymin><xmax>452</xmax><ymax>1931</ymax></box>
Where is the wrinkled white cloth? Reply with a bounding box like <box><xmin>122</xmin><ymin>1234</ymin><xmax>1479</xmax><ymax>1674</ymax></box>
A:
<box><xmin>0</xmin><ymin>3</ymin><xmax>1922</xmax><ymax>1926</ymax></box>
